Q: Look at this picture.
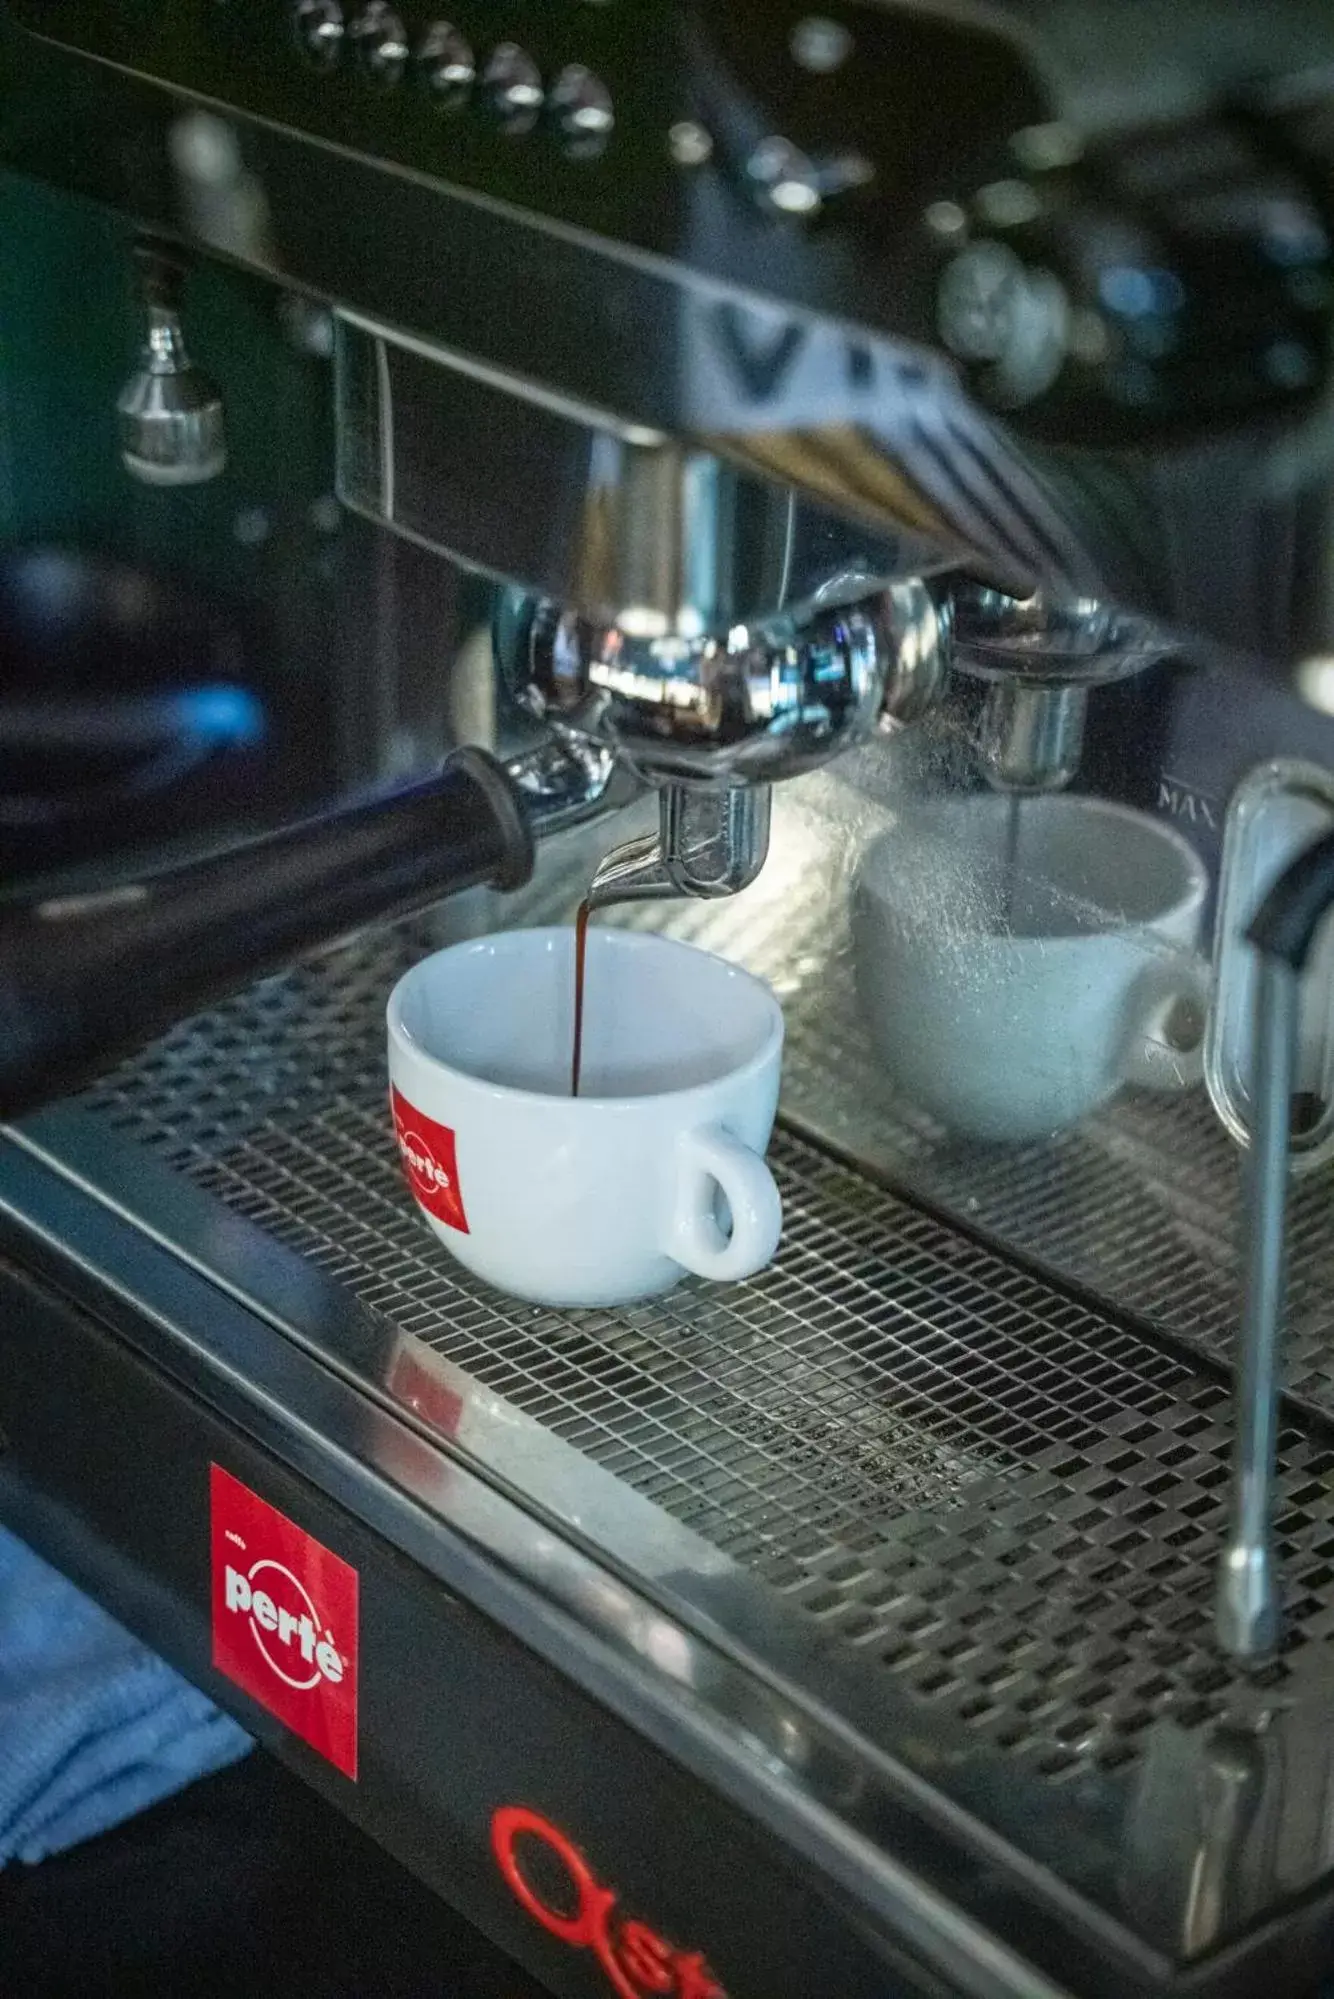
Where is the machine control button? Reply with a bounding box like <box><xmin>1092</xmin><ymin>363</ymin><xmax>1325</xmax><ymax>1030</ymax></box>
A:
<box><xmin>789</xmin><ymin>15</ymin><xmax>854</xmax><ymax>73</ymax></box>
<box><xmin>746</xmin><ymin>137</ymin><xmax>823</xmax><ymax>218</ymax></box>
<box><xmin>937</xmin><ymin>239</ymin><xmax>1069</xmax><ymax>406</ymax></box>
<box><xmin>546</xmin><ymin>64</ymin><xmax>613</xmax><ymax>154</ymax></box>
<box><xmin>482</xmin><ymin>43</ymin><xmax>543</xmax><ymax>131</ymax></box>
<box><xmin>668</xmin><ymin>120</ymin><xmax>713</xmax><ymax>168</ymax></box>
<box><xmin>416</xmin><ymin>21</ymin><xmax>474</xmax><ymax>104</ymax></box>
<box><xmin>292</xmin><ymin>0</ymin><xmax>344</xmax><ymax>68</ymax></box>
<box><xmin>744</xmin><ymin>138</ymin><xmax>874</xmax><ymax>218</ymax></box>
<box><xmin>347</xmin><ymin>2</ymin><xmax>408</xmax><ymax>84</ymax></box>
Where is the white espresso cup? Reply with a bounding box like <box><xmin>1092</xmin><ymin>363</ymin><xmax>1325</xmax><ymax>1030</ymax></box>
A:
<box><xmin>852</xmin><ymin>794</ymin><xmax>1210</xmax><ymax>1143</ymax></box>
<box><xmin>386</xmin><ymin>927</ymin><xmax>784</xmax><ymax>1308</ymax></box>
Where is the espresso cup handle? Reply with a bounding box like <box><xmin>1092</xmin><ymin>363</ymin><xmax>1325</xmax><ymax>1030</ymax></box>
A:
<box><xmin>1121</xmin><ymin>953</ymin><xmax>1211</xmax><ymax>1093</ymax></box>
<box><xmin>669</xmin><ymin>1125</ymin><xmax>783</xmax><ymax>1283</ymax></box>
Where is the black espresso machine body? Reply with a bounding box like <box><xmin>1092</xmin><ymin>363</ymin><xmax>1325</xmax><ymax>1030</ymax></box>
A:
<box><xmin>6</xmin><ymin>7</ymin><xmax>1334</xmax><ymax>1998</ymax></box>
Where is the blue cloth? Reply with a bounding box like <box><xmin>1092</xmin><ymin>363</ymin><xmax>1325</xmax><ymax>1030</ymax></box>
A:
<box><xmin>0</xmin><ymin>1525</ymin><xmax>251</xmax><ymax>1865</ymax></box>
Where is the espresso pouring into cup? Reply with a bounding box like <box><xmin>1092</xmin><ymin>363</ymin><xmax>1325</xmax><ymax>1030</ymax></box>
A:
<box><xmin>388</xmin><ymin>927</ymin><xmax>784</xmax><ymax>1308</ymax></box>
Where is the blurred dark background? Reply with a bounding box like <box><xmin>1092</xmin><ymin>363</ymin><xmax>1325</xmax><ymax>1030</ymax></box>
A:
<box><xmin>0</xmin><ymin>171</ymin><xmax>489</xmax><ymax>887</ymax></box>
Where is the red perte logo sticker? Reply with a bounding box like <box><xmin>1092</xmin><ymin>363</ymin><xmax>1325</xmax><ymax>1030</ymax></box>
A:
<box><xmin>390</xmin><ymin>1085</ymin><xmax>469</xmax><ymax>1234</ymax></box>
<box><xmin>492</xmin><ymin>1806</ymin><xmax>727</xmax><ymax>1999</ymax></box>
<box><xmin>210</xmin><ymin>1465</ymin><xmax>359</xmax><ymax>1780</ymax></box>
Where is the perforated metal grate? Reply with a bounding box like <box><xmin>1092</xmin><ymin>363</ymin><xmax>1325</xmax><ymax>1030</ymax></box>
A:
<box><xmin>83</xmin><ymin>906</ymin><xmax>1334</xmax><ymax>1787</ymax></box>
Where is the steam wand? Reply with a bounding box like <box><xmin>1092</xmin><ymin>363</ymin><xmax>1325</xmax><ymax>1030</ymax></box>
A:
<box><xmin>1216</xmin><ymin>827</ymin><xmax>1334</xmax><ymax>1662</ymax></box>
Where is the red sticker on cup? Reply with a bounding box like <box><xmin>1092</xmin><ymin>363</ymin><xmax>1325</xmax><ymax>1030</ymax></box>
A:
<box><xmin>390</xmin><ymin>1085</ymin><xmax>469</xmax><ymax>1234</ymax></box>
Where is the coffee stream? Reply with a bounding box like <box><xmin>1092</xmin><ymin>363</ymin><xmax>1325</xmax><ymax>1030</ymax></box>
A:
<box><xmin>1002</xmin><ymin>794</ymin><xmax>1023</xmax><ymax>931</ymax></box>
<box><xmin>571</xmin><ymin>898</ymin><xmax>592</xmax><ymax>1097</ymax></box>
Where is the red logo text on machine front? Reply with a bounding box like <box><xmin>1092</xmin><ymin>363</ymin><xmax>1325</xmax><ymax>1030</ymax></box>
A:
<box><xmin>492</xmin><ymin>1805</ymin><xmax>727</xmax><ymax>1999</ymax></box>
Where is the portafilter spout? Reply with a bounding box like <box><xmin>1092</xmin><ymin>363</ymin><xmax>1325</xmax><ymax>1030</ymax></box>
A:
<box><xmin>949</xmin><ymin>581</ymin><xmax>1171</xmax><ymax>793</ymax></box>
<box><xmin>583</xmin><ymin>786</ymin><xmax>773</xmax><ymax>912</ymax></box>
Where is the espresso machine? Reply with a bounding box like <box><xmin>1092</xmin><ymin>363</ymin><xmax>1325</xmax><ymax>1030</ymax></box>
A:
<box><xmin>5</xmin><ymin>3</ymin><xmax>1334</xmax><ymax>1994</ymax></box>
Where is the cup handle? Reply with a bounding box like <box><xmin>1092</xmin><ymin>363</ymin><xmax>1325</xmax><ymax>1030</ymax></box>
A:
<box><xmin>668</xmin><ymin>1124</ymin><xmax>783</xmax><ymax>1283</ymax></box>
<box><xmin>1120</xmin><ymin>953</ymin><xmax>1211</xmax><ymax>1093</ymax></box>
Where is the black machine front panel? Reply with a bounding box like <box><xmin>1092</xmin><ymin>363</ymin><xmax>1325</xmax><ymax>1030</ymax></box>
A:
<box><xmin>8</xmin><ymin>0</ymin><xmax>1334</xmax><ymax>447</ymax></box>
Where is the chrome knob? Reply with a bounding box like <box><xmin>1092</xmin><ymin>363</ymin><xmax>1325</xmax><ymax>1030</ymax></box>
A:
<box><xmin>117</xmin><ymin>242</ymin><xmax>226</xmax><ymax>487</ymax></box>
<box><xmin>417</xmin><ymin>21</ymin><xmax>474</xmax><ymax>104</ymax></box>
<box><xmin>744</xmin><ymin>137</ymin><xmax>875</xmax><ymax>219</ymax></box>
<box><xmin>293</xmin><ymin>0</ymin><xmax>344</xmax><ymax>67</ymax></box>
<box><xmin>937</xmin><ymin>240</ymin><xmax>1069</xmax><ymax>408</ymax></box>
<box><xmin>547</xmin><ymin>64</ymin><xmax>613</xmax><ymax>155</ymax></box>
<box><xmin>746</xmin><ymin>137</ymin><xmax>823</xmax><ymax>218</ymax></box>
<box><xmin>348</xmin><ymin>3</ymin><xmax>409</xmax><ymax>84</ymax></box>
<box><xmin>483</xmin><ymin>43</ymin><xmax>543</xmax><ymax>131</ymax></box>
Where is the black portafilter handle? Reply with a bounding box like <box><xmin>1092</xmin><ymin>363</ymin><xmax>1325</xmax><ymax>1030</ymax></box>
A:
<box><xmin>1247</xmin><ymin>824</ymin><xmax>1334</xmax><ymax>969</ymax></box>
<box><xmin>0</xmin><ymin>745</ymin><xmax>534</xmax><ymax>1121</ymax></box>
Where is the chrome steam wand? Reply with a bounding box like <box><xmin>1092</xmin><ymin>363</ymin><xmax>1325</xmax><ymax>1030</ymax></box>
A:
<box><xmin>1217</xmin><ymin>827</ymin><xmax>1334</xmax><ymax>1663</ymax></box>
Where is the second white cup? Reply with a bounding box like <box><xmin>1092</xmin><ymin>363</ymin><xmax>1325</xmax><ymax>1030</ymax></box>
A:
<box><xmin>852</xmin><ymin>794</ymin><xmax>1210</xmax><ymax>1143</ymax></box>
<box><xmin>387</xmin><ymin>927</ymin><xmax>784</xmax><ymax>1308</ymax></box>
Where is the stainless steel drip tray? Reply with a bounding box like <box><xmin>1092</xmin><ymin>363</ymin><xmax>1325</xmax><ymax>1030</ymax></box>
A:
<box><xmin>10</xmin><ymin>912</ymin><xmax>1334</xmax><ymax>1986</ymax></box>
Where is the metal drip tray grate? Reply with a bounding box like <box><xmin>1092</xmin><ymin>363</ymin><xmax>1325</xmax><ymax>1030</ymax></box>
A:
<box><xmin>82</xmin><ymin>911</ymin><xmax>1334</xmax><ymax>1792</ymax></box>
